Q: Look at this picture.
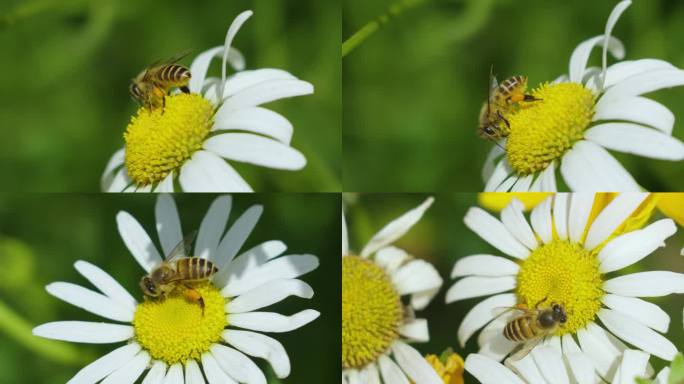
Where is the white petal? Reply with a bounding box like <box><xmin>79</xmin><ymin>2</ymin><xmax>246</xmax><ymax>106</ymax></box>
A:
<box><xmin>477</xmin><ymin>317</ymin><xmax>517</xmax><ymax>361</ymax></box>
<box><xmin>593</xmin><ymin>97</ymin><xmax>674</xmax><ymax>134</ymax></box>
<box><xmin>576</xmin><ymin>323</ymin><xmax>623</xmax><ymax>379</ymax></box>
<box><xmin>163</xmin><ymin>364</ymin><xmax>184</xmax><ymax>384</ymax></box>
<box><xmin>495</xmin><ymin>176</ymin><xmax>517</xmax><ymax>192</ymax></box>
<box><xmin>595</xmin><ymin>59</ymin><xmax>677</xmax><ymax>89</ymax></box>
<box><xmin>597</xmin><ymin>308</ymin><xmax>677</xmax><ymax>360</ymax></box>
<box><xmin>511</xmin><ymin>174</ymin><xmax>534</xmax><ymax>192</ymax></box>
<box><xmin>221</xmin><ymin>254</ymin><xmax>318</xmax><ymax>297</ymax></box>
<box><xmin>101</xmin><ymin>149</ymin><xmax>125</xmax><ymax>191</ymax></box>
<box><xmin>218</xmin><ymin>10</ymin><xmax>253</xmax><ymax>100</ymax></box>
<box><xmin>398</xmin><ymin>318</ymin><xmax>429</xmax><ymax>342</ymax></box>
<box><xmin>600</xmin><ymin>68</ymin><xmax>684</xmax><ymax>105</ymax></box>
<box><xmin>204</xmin><ymin>133</ymin><xmax>306</xmax><ymax>170</ymax></box>
<box><xmin>586</xmin><ymin>123</ymin><xmax>684</xmax><ymax>161</ymax></box>
<box><xmin>599</xmin><ymin>219</ymin><xmax>676</xmax><ymax>273</ymax></box>
<box><xmin>100</xmin><ymin>351</ymin><xmax>150</xmax><ymax>384</ymax></box>
<box><xmin>506</xmin><ymin>354</ymin><xmax>545</xmax><ymax>384</ymax></box>
<box><xmin>560</xmin><ymin>140</ymin><xmax>640</xmax><ymax>192</ymax></box>
<box><xmin>221</xmin><ymin>69</ymin><xmax>297</xmax><ymax>99</ymax></box>
<box><xmin>223</xmin><ymin>329</ymin><xmax>290</xmax><ymax>378</ymax></box>
<box><xmin>360</xmin><ymin>197</ymin><xmax>434</xmax><ymax>258</ymax></box>
<box><xmin>179</xmin><ymin>150</ymin><xmax>253</xmax><ymax>192</ymax></box>
<box><xmin>597</xmin><ymin>0</ymin><xmax>632</xmax><ymax>90</ymax></box>
<box><xmin>391</xmin><ymin>341</ymin><xmax>442</xmax><ymax>384</ymax></box>
<box><xmin>155</xmin><ymin>195</ymin><xmax>183</xmax><ymax>257</ymax></box>
<box><xmin>215</xmin><ymin>204</ymin><xmax>263</xmax><ymax>269</ymax></box>
<box><xmin>195</xmin><ymin>195</ymin><xmax>232</xmax><ymax>260</ymax></box>
<box><xmin>361</xmin><ymin>363</ymin><xmax>381</xmax><ymax>384</ymax></box>
<box><xmin>530</xmin><ymin>161</ymin><xmax>557</xmax><ymax>192</ymax></box>
<box><xmin>464</xmin><ymin>207</ymin><xmax>529</xmax><ymax>259</ymax></box>
<box><xmin>214</xmin><ymin>240</ymin><xmax>287</xmax><ymax>289</ymax></box>
<box><xmin>561</xmin><ymin>334</ymin><xmax>597</xmax><ymax>384</ymax></box>
<box><xmin>568</xmin><ymin>193</ymin><xmax>595</xmax><ymax>243</ymax></box>
<box><xmin>655</xmin><ymin>367</ymin><xmax>671</xmax><ymax>384</ymax></box>
<box><xmin>445</xmin><ymin>276</ymin><xmax>515</xmax><ymax>303</ymax></box>
<box><xmin>46</xmin><ymin>282</ymin><xmax>133</xmax><ymax>322</ymax></box>
<box><xmin>482</xmin><ymin>145</ymin><xmax>506</xmax><ymax>183</ymax></box>
<box><xmin>613</xmin><ymin>349</ymin><xmax>649</xmax><ymax>384</ymax></box>
<box><xmin>391</xmin><ymin>259</ymin><xmax>443</xmax><ymax>296</ymax></box>
<box><xmin>458</xmin><ymin>293</ymin><xmax>516</xmax><ymax>347</ymax></box>
<box><xmin>584</xmin><ymin>192</ymin><xmax>648</xmax><ymax>250</ymax></box>
<box><xmin>375</xmin><ymin>246</ymin><xmax>410</xmax><ymax>275</ymax></box>
<box><xmin>451</xmin><ymin>255</ymin><xmax>520</xmax><ymax>278</ymax></box>
<box><xmin>67</xmin><ymin>344</ymin><xmax>141</xmax><ymax>384</ymax></box>
<box><xmin>568</xmin><ymin>35</ymin><xmax>623</xmax><ymax>83</ymax></box>
<box><xmin>105</xmin><ymin>168</ymin><xmax>131</xmax><ymax>193</ymax></box>
<box><xmin>530</xmin><ymin>345</ymin><xmax>568</xmax><ymax>384</ymax></box>
<box><xmin>605</xmin><ymin>271</ymin><xmax>684</xmax><ymax>297</ymax></box>
<box><xmin>226</xmin><ymin>279</ymin><xmax>313</xmax><ymax>313</ymax></box>
<box><xmin>228</xmin><ymin>309</ymin><xmax>320</xmax><ymax>333</ymax></box>
<box><xmin>213</xmin><ymin>106</ymin><xmax>293</xmax><ymax>144</ymax></box>
<box><xmin>602</xmin><ymin>294</ymin><xmax>670</xmax><ymax>333</ymax></box>
<box><xmin>73</xmin><ymin>261</ymin><xmax>137</xmax><ymax>311</ymax></box>
<box><xmin>221</xmin><ymin>79</ymin><xmax>313</xmax><ymax>110</ymax></box>
<box><xmin>501</xmin><ymin>198</ymin><xmax>538</xmax><ymax>250</ymax></box>
<box><xmin>553</xmin><ymin>194</ymin><xmax>569</xmax><ymax>240</ymax></box>
<box><xmin>116</xmin><ymin>211</ymin><xmax>162</xmax><ymax>272</ymax></box>
<box><xmin>210</xmin><ymin>344</ymin><xmax>266</xmax><ymax>384</ymax></box>
<box><xmin>465</xmin><ymin>354</ymin><xmax>525</xmax><ymax>384</ymax></box>
<box><xmin>378</xmin><ymin>355</ymin><xmax>410</xmax><ymax>384</ymax></box>
<box><xmin>140</xmin><ymin>360</ymin><xmax>167</xmax><ymax>384</ymax></box>
<box><xmin>33</xmin><ymin>321</ymin><xmax>133</xmax><ymax>343</ymax></box>
<box><xmin>484</xmin><ymin>160</ymin><xmax>513</xmax><ymax>192</ymax></box>
<box><xmin>342</xmin><ymin>209</ymin><xmax>349</xmax><ymax>257</ymax></box>
<box><xmin>202</xmin><ymin>352</ymin><xmax>237</xmax><ymax>384</ymax></box>
<box><xmin>184</xmin><ymin>360</ymin><xmax>205</xmax><ymax>384</ymax></box>
<box><xmin>530</xmin><ymin>196</ymin><xmax>553</xmax><ymax>244</ymax></box>
<box><xmin>189</xmin><ymin>47</ymin><xmax>223</xmax><ymax>94</ymax></box>
<box><xmin>153</xmin><ymin>172</ymin><xmax>175</xmax><ymax>193</ymax></box>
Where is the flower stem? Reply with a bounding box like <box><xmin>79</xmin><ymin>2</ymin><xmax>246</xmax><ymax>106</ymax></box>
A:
<box><xmin>0</xmin><ymin>299</ymin><xmax>86</xmax><ymax>365</ymax></box>
<box><xmin>342</xmin><ymin>0</ymin><xmax>429</xmax><ymax>58</ymax></box>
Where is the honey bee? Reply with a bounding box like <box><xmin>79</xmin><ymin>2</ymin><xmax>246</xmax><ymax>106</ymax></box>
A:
<box><xmin>129</xmin><ymin>52</ymin><xmax>192</xmax><ymax>111</ymax></box>
<box><xmin>139</xmin><ymin>231</ymin><xmax>218</xmax><ymax>313</ymax></box>
<box><xmin>497</xmin><ymin>299</ymin><xmax>567</xmax><ymax>360</ymax></box>
<box><xmin>478</xmin><ymin>68</ymin><xmax>541</xmax><ymax>141</ymax></box>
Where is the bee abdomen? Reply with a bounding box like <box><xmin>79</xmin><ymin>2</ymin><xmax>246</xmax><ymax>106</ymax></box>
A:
<box><xmin>504</xmin><ymin>317</ymin><xmax>539</xmax><ymax>342</ymax></box>
<box><xmin>178</xmin><ymin>257</ymin><xmax>218</xmax><ymax>281</ymax></box>
<box><xmin>158</xmin><ymin>65</ymin><xmax>191</xmax><ymax>84</ymax></box>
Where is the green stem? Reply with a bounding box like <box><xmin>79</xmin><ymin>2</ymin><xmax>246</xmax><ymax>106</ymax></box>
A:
<box><xmin>342</xmin><ymin>0</ymin><xmax>429</xmax><ymax>58</ymax></box>
<box><xmin>0</xmin><ymin>300</ymin><xmax>86</xmax><ymax>365</ymax></box>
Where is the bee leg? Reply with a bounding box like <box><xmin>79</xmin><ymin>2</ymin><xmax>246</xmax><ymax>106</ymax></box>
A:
<box><xmin>198</xmin><ymin>297</ymin><xmax>205</xmax><ymax>316</ymax></box>
<box><xmin>534</xmin><ymin>296</ymin><xmax>549</xmax><ymax>309</ymax></box>
<box><xmin>497</xmin><ymin>111</ymin><xmax>510</xmax><ymax>128</ymax></box>
<box><xmin>524</xmin><ymin>94</ymin><xmax>542</xmax><ymax>102</ymax></box>
<box><xmin>180</xmin><ymin>86</ymin><xmax>190</xmax><ymax>94</ymax></box>
<box><xmin>161</xmin><ymin>96</ymin><xmax>166</xmax><ymax>115</ymax></box>
<box><xmin>183</xmin><ymin>283</ymin><xmax>206</xmax><ymax>315</ymax></box>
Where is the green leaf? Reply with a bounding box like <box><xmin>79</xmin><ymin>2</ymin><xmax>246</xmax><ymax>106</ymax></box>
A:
<box><xmin>635</xmin><ymin>378</ymin><xmax>654</xmax><ymax>384</ymax></box>
<box><xmin>670</xmin><ymin>353</ymin><xmax>684</xmax><ymax>384</ymax></box>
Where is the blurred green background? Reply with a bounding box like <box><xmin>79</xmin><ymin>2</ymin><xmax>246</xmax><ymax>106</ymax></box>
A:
<box><xmin>0</xmin><ymin>194</ymin><xmax>341</xmax><ymax>383</ymax></box>
<box><xmin>0</xmin><ymin>0</ymin><xmax>340</xmax><ymax>192</ymax></box>
<box><xmin>343</xmin><ymin>0</ymin><xmax>684</xmax><ymax>191</ymax></box>
<box><xmin>344</xmin><ymin>193</ymin><xmax>684</xmax><ymax>381</ymax></box>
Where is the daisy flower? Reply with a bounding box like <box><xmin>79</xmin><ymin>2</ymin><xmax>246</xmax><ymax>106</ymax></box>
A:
<box><xmin>342</xmin><ymin>198</ymin><xmax>444</xmax><ymax>384</ymax></box>
<box><xmin>101</xmin><ymin>10</ymin><xmax>314</xmax><ymax>192</ymax></box>
<box><xmin>447</xmin><ymin>193</ymin><xmax>684</xmax><ymax>382</ymax></box>
<box><xmin>33</xmin><ymin>195</ymin><xmax>320</xmax><ymax>383</ymax></box>
<box><xmin>465</xmin><ymin>349</ymin><xmax>672</xmax><ymax>384</ymax></box>
<box><xmin>483</xmin><ymin>0</ymin><xmax>684</xmax><ymax>192</ymax></box>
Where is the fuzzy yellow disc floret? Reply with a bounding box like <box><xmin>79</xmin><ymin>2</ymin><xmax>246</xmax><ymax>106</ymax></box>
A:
<box><xmin>342</xmin><ymin>255</ymin><xmax>402</xmax><ymax>369</ymax></box>
<box><xmin>516</xmin><ymin>240</ymin><xmax>603</xmax><ymax>335</ymax></box>
<box><xmin>124</xmin><ymin>93</ymin><xmax>214</xmax><ymax>186</ymax></box>
<box><xmin>506</xmin><ymin>82</ymin><xmax>595</xmax><ymax>176</ymax></box>
<box><xmin>133</xmin><ymin>282</ymin><xmax>226</xmax><ymax>364</ymax></box>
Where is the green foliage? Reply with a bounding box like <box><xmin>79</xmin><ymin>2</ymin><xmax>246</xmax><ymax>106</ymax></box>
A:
<box><xmin>670</xmin><ymin>353</ymin><xmax>684</xmax><ymax>384</ymax></box>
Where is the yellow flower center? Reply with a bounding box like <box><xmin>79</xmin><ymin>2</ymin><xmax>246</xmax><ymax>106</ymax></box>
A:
<box><xmin>133</xmin><ymin>282</ymin><xmax>227</xmax><ymax>365</ymax></box>
<box><xmin>424</xmin><ymin>352</ymin><xmax>465</xmax><ymax>384</ymax></box>
<box><xmin>506</xmin><ymin>82</ymin><xmax>595</xmax><ymax>176</ymax></box>
<box><xmin>342</xmin><ymin>255</ymin><xmax>402</xmax><ymax>369</ymax></box>
<box><xmin>516</xmin><ymin>240</ymin><xmax>603</xmax><ymax>335</ymax></box>
<box><xmin>124</xmin><ymin>93</ymin><xmax>214</xmax><ymax>187</ymax></box>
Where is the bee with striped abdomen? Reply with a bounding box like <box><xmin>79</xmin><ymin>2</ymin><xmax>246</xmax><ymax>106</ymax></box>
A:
<box><xmin>129</xmin><ymin>52</ymin><xmax>192</xmax><ymax>112</ymax></box>
<box><xmin>498</xmin><ymin>299</ymin><xmax>567</xmax><ymax>360</ymax></box>
<box><xmin>478</xmin><ymin>68</ymin><xmax>541</xmax><ymax>141</ymax></box>
<box><xmin>139</xmin><ymin>231</ymin><xmax>218</xmax><ymax>314</ymax></box>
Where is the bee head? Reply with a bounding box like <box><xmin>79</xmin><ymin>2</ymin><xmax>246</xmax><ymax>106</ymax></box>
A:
<box><xmin>552</xmin><ymin>303</ymin><xmax>567</xmax><ymax>324</ymax></box>
<box><xmin>140</xmin><ymin>276</ymin><xmax>160</xmax><ymax>298</ymax></box>
<box><xmin>129</xmin><ymin>82</ymin><xmax>143</xmax><ymax>103</ymax></box>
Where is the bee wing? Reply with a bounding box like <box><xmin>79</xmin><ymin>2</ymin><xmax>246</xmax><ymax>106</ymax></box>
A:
<box><xmin>166</xmin><ymin>230</ymin><xmax>198</xmax><ymax>262</ymax></box>
<box><xmin>489</xmin><ymin>65</ymin><xmax>499</xmax><ymax>92</ymax></box>
<box><xmin>491</xmin><ymin>306</ymin><xmax>527</xmax><ymax>318</ymax></box>
<box><xmin>161</xmin><ymin>50</ymin><xmax>193</xmax><ymax>65</ymax></box>
<box><xmin>506</xmin><ymin>335</ymin><xmax>546</xmax><ymax>363</ymax></box>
